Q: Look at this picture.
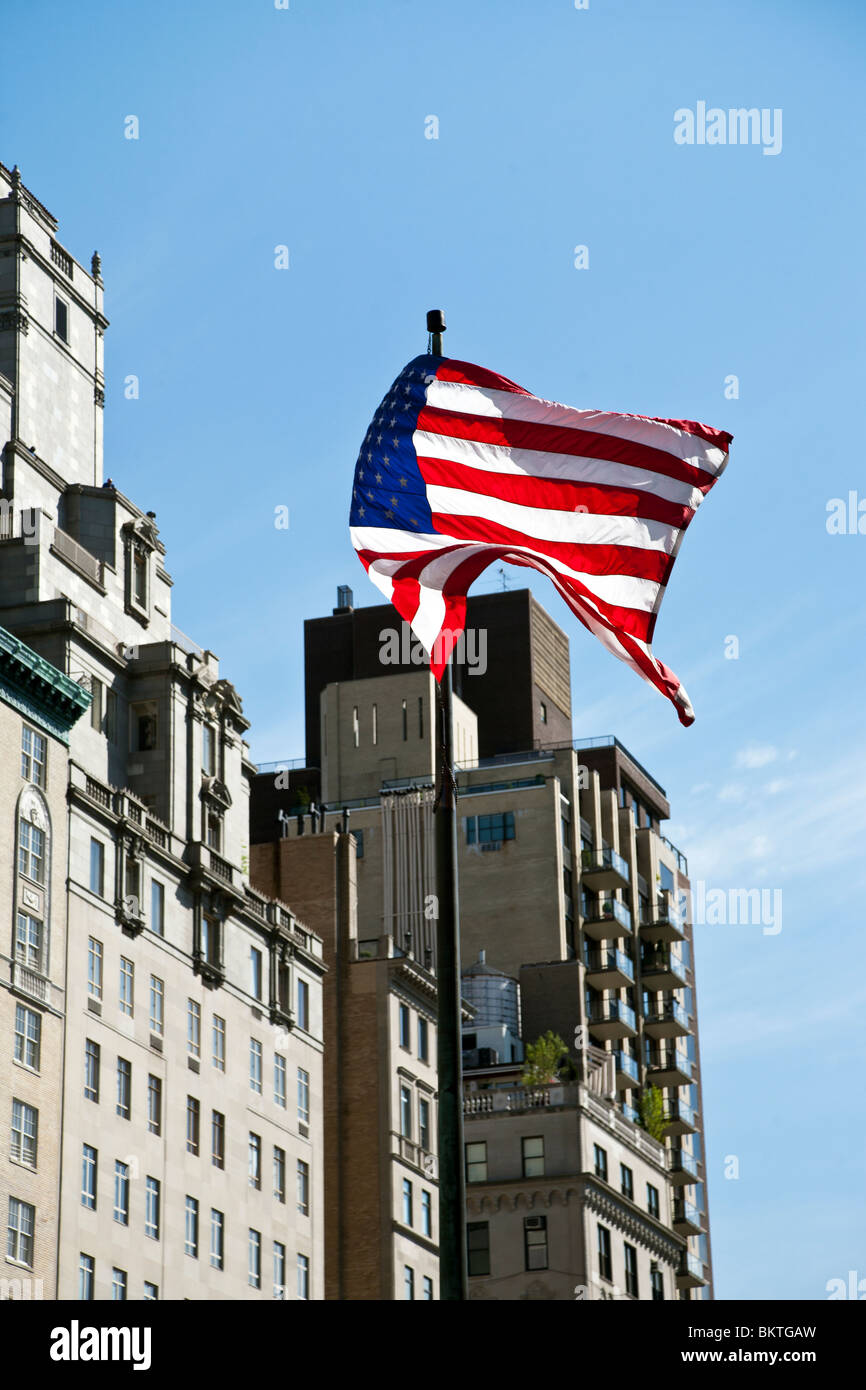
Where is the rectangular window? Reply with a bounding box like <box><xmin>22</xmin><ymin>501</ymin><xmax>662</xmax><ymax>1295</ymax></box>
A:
<box><xmin>213</xmin><ymin>1016</ymin><xmax>226</xmax><ymax>1071</ymax></box>
<box><xmin>402</xmin><ymin>1178</ymin><xmax>413</xmax><ymax>1227</ymax></box>
<box><xmin>21</xmin><ymin>726</ymin><xmax>47</xmax><ymax>786</ymax></box>
<box><xmin>621</xmin><ymin>1163</ymin><xmax>634</xmax><ymax>1201</ymax></box>
<box><xmin>297</xmin><ymin>1253</ymin><xmax>310</xmax><ymax>1300</ymax></box>
<box><xmin>111</xmin><ymin>1268</ymin><xmax>127</xmax><ymax>1302</ymax></box>
<box><xmin>651</xmin><ymin>1268</ymin><xmax>665</xmax><ymax>1301</ymax></box>
<box><xmin>81</xmin><ymin>1145</ymin><xmax>97</xmax><ymax>1209</ymax></box>
<box><xmin>465</xmin><ymin>811</ymin><xmax>516</xmax><ymax>845</ymax></box>
<box><xmin>211</xmin><ymin>1111</ymin><xmax>225</xmax><ymax>1169</ymax></box>
<box><xmin>421</xmin><ymin>1189</ymin><xmax>432</xmax><ymax>1238</ymax></box>
<box><xmin>210</xmin><ymin>1209</ymin><xmax>224</xmax><ymax>1270</ymax></box>
<box><xmin>372</xmin><ymin>703</ymin><xmax>377</xmax><ymax>745</ymax></box>
<box><xmin>185</xmin><ymin>1197</ymin><xmax>199</xmax><ymax>1258</ymax></box>
<box><xmin>250</xmin><ymin>946</ymin><xmax>263</xmax><ymax>1000</ymax></box>
<box><xmin>418</xmin><ymin>695</ymin><xmax>423</xmax><ymax>738</ymax></box>
<box><xmin>597</xmin><ymin>1223</ymin><xmax>612</xmax><ymax>1282</ymax></box>
<box><xmin>422</xmin><ymin>1276</ymin><xmax>433</xmax><ymax>1300</ymax></box>
<box><xmin>248</xmin><ymin>1229</ymin><xmax>261</xmax><ymax>1289</ymax></box>
<box><xmin>143</xmin><ymin>1282</ymin><xmax>158</xmax><ymax>1301</ymax></box>
<box><xmin>150</xmin><ymin>879</ymin><xmax>164</xmax><ymax>936</ymax></box>
<box><xmin>297</xmin><ymin>1159</ymin><xmax>310</xmax><ymax>1216</ymax></box>
<box><xmin>522</xmin><ymin>1135</ymin><xmax>544</xmax><ymax>1178</ymax></box>
<box><xmin>593</xmin><ymin>1143</ymin><xmax>608</xmax><ymax>1183</ymax></box>
<box><xmin>133</xmin><ymin>551</ymin><xmax>147</xmax><ymax>609</ymax></box>
<box><xmin>297</xmin><ymin>978</ymin><xmax>309</xmax><ymax>1032</ymax></box>
<box><xmin>206</xmin><ymin>813</ymin><xmax>221</xmax><ymax>851</ymax></box>
<box><xmin>17</xmin><ymin>822</ymin><xmax>45</xmax><ymax>884</ymax></box>
<box><xmin>116</xmin><ymin>1058</ymin><xmax>131</xmax><ymax>1120</ymax></box>
<box><xmin>146</xmin><ymin>1074</ymin><xmax>161</xmax><ymax>1135</ymax></box>
<box><xmin>624</xmin><ymin>1242</ymin><xmax>639</xmax><ymax>1297</ymax></box>
<box><xmin>89</xmin><ymin>839</ymin><xmax>104</xmax><ymax>896</ymax></box>
<box><xmin>87</xmin><ymin>937</ymin><xmax>102</xmax><ymax>1000</ymax></box>
<box><xmin>249</xmin><ymin>1132</ymin><xmax>262</xmax><ymax>1189</ymax></box>
<box><xmin>119</xmin><ymin>957</ymin><xmax>134</xmax><ymax>1017</ymax></box>
<box><xmin>187</xmin><ymin>1097</ymin><xmax>201</xmax><ymax>1156</ymax></box>
<box><xmin>250</xmin><ymin>1038</ymin><xmax>262</xmax><ymax>1093</ymax></box>
<box><xmin>79</xmin><ymin>1254</ymin><xmax>94</xmax><ymax>1300</ymax></box>
<box><xmin>399</xmin><ymin>1003</ymin><xmax>410</xmax><ymax>1050</ymax></box>
<box><xmin>273</xmin><ymin>1241</ymin><xmax>286</xmax><ymax>1299</ymax></box>
<box><xmin>419</xmin><ymin>1097</ymin><xmax>431</xmax><ymax>1152</ymax></box>
<box><xmin>298</xmin><ymin>1068</ymin><xmax>310</xmax><ymax>1126</ymax></box>
<box><xmin>201</xmin><ymin>915</ymin><xmax>219</xmax><ymax>966</ymax></box>
<box><xmin>10</xmin><ymin>1100</ymin><xmax>38</xmax><ymax>1167</ymax></box>
<box><xmin>113</xmin><ymin>1161</ymin><xmax>129</xmax><ymax>1225</ymax></box>
<box><xmin>149</xmin><ymin>976</ymin><xmax>164</xmax><ymax>1035</ymax></box>
<box><xmin>404</xmin><ymin>1265</ymin><xmax>415</xmax><ymax>1300</ymax></box>
<box><xmin>524</xmin><ymin>1216</ymin><xmax>548</xmax><ymax>1271</ymax></box>
<box><xmin>84</xmin><ymin>1040</ymin><xmax>100</xmax><ymax>1102</ymax></box>
<box><xmin>55</xmin><ymin>295</ymin><xmax>69</xmax><ymax>341</ymax></box>
<box><xmin>6</xmin><ymin>1197</ymin><xmax>34</xmax><ymax>1267</ymax></box>
<box><xmin>400</xmin><ymin>1085</ymin><xmax>412</xmax><ymax>1139</ymax></box>
<box><xmin>14</xmin><ymin>1005</ymin><xmax>41</xmax><ymax>1070</ymax></box>
<box><xmin>188</xmin><ymin>1000</ymin><xmax>201</xmax><ymax>1058</ymax></box>
<box><xmin>352</xmin><ymin>705</ymin><xmax>359</xmax><ymax>748</ymax></box>
<box><xmin>647</xmin><ymin>1183</ymin><xmax>660</xmax><ymax>1220</ymax></box>
<box><xmin>467</xmin><ymin>1221</ymin><xmax>490</xmax><ymax>1277</ymax></box>
<box><xmin>274</xmin><ymin>1053</ymin><xmax>287</xmax><ymax>1108</ymax></box>
<box><xmin>145</xmin><ymin>1177</ymin><xmax>160</xmax><ymax>1240</ymax></box>
<box><xmin>273</xmin><ymin>1147</ymin><xmax>286</xmax><ymax>1203</ymax></box>
<box><xmin>15</xmin><ymin>913</ymin><xmax>44</xmax><ymax>974</ymax></box>
<box><xmin>417</xmin><ymin>1016</ymin><xmax>429</xmax><ymax>1062</ymax></box>
<box><xmin>202</xmin><ymin>723</ymin><xmax>216</xmax><ymax>775</ymax></box>
<box><xmin>465</xmin><ymin>1141</ymin><xmax>487</xmax><ymax>1183</ymax></box>
<box><xmin>401</xmin><ymin>699</ymin><xmax>408</xmax><ymax>741</ymax></box>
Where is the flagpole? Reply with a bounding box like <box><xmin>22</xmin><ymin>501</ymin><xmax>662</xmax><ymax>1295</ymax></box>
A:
<box><xmin>428</xmin><ymin>308</ymin><xmax>468</xmax><ymax>1302</ymax></box>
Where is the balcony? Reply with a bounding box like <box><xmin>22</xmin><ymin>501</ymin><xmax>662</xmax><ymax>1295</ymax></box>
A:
<box><xmin>613</xmin><ymin>1049</ymin><xmax>640</xmax><ymax>1089</ymax></box>
<box><xmin>580</xmin><ymin>846</ymin><xmax>630</xmax><ymax>891</ymax></box>
<box><xmin>673</xmin><ymin>1198</ymin><xmax>703</xmax><ymax>1237</ymax></box>
<box><xmin>621</xmin><ymin>1101</ymin><xmax>641</xmax><ymax>1125</ymax></box>
<box><xmin>582</xmin><ymin>897</ymin><xmax>633</xmax><ymax>942</ymax></box>
<box><xmin>640</xmin><ymin>947</ymin><xmax>688</xmax><ymax>990</ymax></box>
<box><xmin>643</xmin><ymin>999</ymin><xmax>690</xmax><ymax>1039</ymax></box>
<box><xmin>584</xmin><ymin>947</ymin><xmax>634</xmax><ymax>989</ymax></box>
<box><xmin>640</xmin><ymin>889</ymin><xmax>686</xmax><ymax>943</ymax></box>
<box><xmin>677</xmin><ymin>1250</ymin><xmax>706</xmax><ymax>1289</ymax></box>
<box><xmin>663</xmin><ymin>1097</ymin><xmax>697</xmax><ymax>1136</ymax></box>
<box><xmin>10</xmin><ymin>961</ymin><xmax>49</xmax><ymax>1004</ymax></box>
<box><xmin>668</xmin><ymin>1148</ymin><xmax>700</xmax><ymax>1185</ymax></box>
<box><xmin>646</xmin><ymin>1049</ymin><xmax>693</xmax><ymax>1088</ymax></box>
<box><xmin>587</xmin><ymin>998</ymin><xmax>636</xmax><ymax>1041</ymax></box>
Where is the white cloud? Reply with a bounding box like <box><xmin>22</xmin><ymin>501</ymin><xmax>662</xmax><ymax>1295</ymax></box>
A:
<box><xmin>735</xmin><ymin>744</ymin><xmax>778</xmax><ymax>769</ymax></box>
<box><xmin>718</xmin><ymin>783</ymin><xmax>746</xmax><ymax>802</ymax></box>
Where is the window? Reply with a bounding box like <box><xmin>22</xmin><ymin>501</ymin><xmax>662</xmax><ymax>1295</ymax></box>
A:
<box><xmin>400</xmin><ymin>1085</ymin><xmax>412</xmax><ymax>1139</ymax></box>
<box><xmin>87</xmin><ymin>937</ymin><xmax>102</xmax><ymax>1000</ymax></box>
<box><xmin>417</xmin><ymin>1017</ymin><xmax>429</xmax><ymax>1063</ymax></box>
<box><xmin>187</xmin><ymin>1097</ymin><xmax>201</xmax><ymax>1156</ymax></box>
<box><xmin>401</xmin><ymin>699</ymin><xmax>408</xmax><ymax>741</ymax></box>
<box><xmin>119</xmin><ymin>957</ymin><xmax>134</xmax><ymax>1016</ymax></box>
<box><xmin>10</xmin><ymin>1100</ymin><xmax>38</xmax><ymax>1167</ymax></box>
<box><xmin>249</xmin><ymin>1133</ymin><xmax>262</xmax><ymax>1189</ymax></box>
<box><xmin>522</xmin><ymin>1136</ymin><xmax>544</xmax><ymax>1178</ymax></box>
<box><xmin>116</xmin><ymin>1059</ymin><xmax>131</xmax><ymax>1120</ymax></box>
<box><xmin>212</xmin><ymin>1016</ymin><xmax>226</xmax><ymax>1071</ymax></box>
<box><xmin>14</xmin><ymin>914</ymin><xmax>43</xmax><ymax>973</ymax></box>
<box><xmin>150</xmin><ymin>879</ymin><xmax>164</xmax><ymax>936</ymax></box>
<box><xmin>524</xmin><ymin>1216</ymin><xmax>548</xmax><ymax>1271</ymax></box>
<box><xmin>421</xmin><ymin>1189</ymin><xmax>432</xmax><ymax>1238</ymax></box>
<box><xmin>597</xmin><ymin>1223</ymin><xmax>612</xmax><ymax>1282</ymax></box>
<box><xmin>6</xmin><ymin>1197</ymin><xmax>34</xmax><ymax>1267</ymax></box>
<box><xmin>145</xmin><ymin>1178</ymin><xmax>160</xmax><ymax>1240</ymax></box>
<box><xmin>467</xmin><ymin>1222</ymin><xmax>490</xmax><ymax>1277</ymax></box>
<box><xmin>647</xmin><ymin>1183</ymin><xmax>660</xmax><ymax>1220</ymax></box>
<box><xmin>89</xmin><ymin>838</ymin><xmax>104</xmax><ymax>896</ymax></box>
<box><xmin>21</xmin><ymin>726</ymin><xmax>46</xmax><ymax>786</ymax></box>
<box><xmin>274</xmin><ymin>1054</ymin><xmax>287</xmax><ymax>1108</ymax></box>
<box><xmin>84</xmin><ymin>1040</ymin><xmax>100</xmax><ymax>1102</ymax></box>
<box><xmin>250</xmin><ymin>1038</ymin><xmax>263</xmax><ymax>1093</ymax></box>
<box><xmin>418</xmin><ymin>695</ymin><xmax>424</xmax><ymax>738</ymax></box>
<box><xmin>352</xmin><ymin>705</ymin><xmax>359</xmax><ymax>748</ymax></box>
<box><xmin>201</xmin><ymin>915</ymin><xmax>220</xmax><ymax>967</ymax></box>
<box><xmin>465</xmin><ymin>1141</ymin><xmax>487</xmax><ymax>1183</ymax></box>
<box><xmin>202</xmin><ymin>723</ymin><xmax>216</xmax><ymax>775</ymax></box>
<box><xmin>624</xmin><ymin>1242</ymin><xmax>639</xmax><ymax>1297</ymax></box>
<box><xmin>422</xmin><ymin>1276</ymin><xmax>433</xmax><ymax>1300</ymax></box>
<box><xmin>465</xmin><ymin>811</ymin><xmax>515</xmax><ymax>845</ymax></box>
<box><xmin>404</xmin><ymin>1265</ymin><xmax>415</xmax><ymax>1299</ymax></box>
<box><xmin>294</xmin><ymin>1159</ymin><xmax>309</xmax><ymax>1216</ymax></box>
<box><xmin>621</xmin><ymin>1163</ymin><xmax>634</xmax><ymax>1201</ymax></box>
<box><xmin>14</xmin><ymin>1005</ymin><xmax>41</xmax><ymax>1070</ymax></box>
<box><xmin>651</xmin><ymin>1267</ymin><xmax>665</xmax><ymax>1300</ymax></box>
<box><xmin>273</xmin><ymin>1241</ymin><xmax>286</xmax><ymax>1299</ymax></box>
<box><xmin>402</xmin><ymin>1178</ymin><xmax>413</xmax><ymax>1226</ymax></box>
<box><xmin>399</xmin><ymin>1003</ymin><xmax>410</xmax><ymax>1049</ymax></box>
<box><xmin>211</xmin><ymin>1111</ymin><xmax>225</xmax><ymax>1169</ymax></box>
<box><xmin>540</xmin><ymin>700</ymin><xmax>547</xmax><ymax>724</ymax></box>
<box><xmin>297</xmin><ymin>1253</ymin><xmax>310</xmax><ymax>1300</ymax></box>
<box><xmin>111</xmin><ymin>1268</ymin><xmax>127</xmax><ymax>1302</ymax></box>
<box><xmin>206</xmin><ymin>813</ymin><xmax>221</xmax><ymax>850</ymax></box>
<box><xmin>352</xmin><ymin>827</ymin><xmax>364</xmax><ymax>858</ymax></box>
<box><xmin>149</xmin><ymin>976</ymin><xmax>164</xmax><ymax>1035</ymax></box>
<box><xmin>297</xmin><ymin>978</ymin><xmax>309</xmax><ymax>1031</ymax></box>
<box><xmin>55</xmin><ymin>295</ymin><xmax>69</xmax><ymax>341</ymax></box>
<box><xmin>18</xmin><ymin>821</ymin><xmax>45</xmax><ymax>884</ymax></box>
<box><xmin>248</xmin><ymin>1229</ymin><xmax>261</xmax><ymax>1289</ymax></box>
<box><xmin>113</xmin><ymin>1162</ymin><xmax>129</xmax><ymax>1225</ymax></box>
<box><xmin>273</xmin><ymin>1147</ymin><xmax>286</xmax><ymax>1203</ymax></box>
<box><xmin>81</xmin><ymin>1145</ymin><xmax>97</xmax><ymax>1209</ymax></box>
<box><xmin>210</xmin><ymin>1209</ymin><xmax>224</xmax><ymax>1270</ymax></box>
<box><xmin>146</xmin><ymin>1075</ymin><xmax>162</xmax><ymax>1135</ymax></box>
<box><xmin>188</xmin><ymin>1000</ymin><xmax>201</xmax><ymax>1058</ymax></box>
<box><xmin>419</xmin><ymin>1097</ymin><xmax>431</xmax><ymax>1152</ymax></box>
<box><xmin>593</xmin><ymin>1144</ymin><xmax>608</xmax><ymax>1183</ymax></box>
<box><xmin>185</xmin><ymin>1197</ymin><xmax>199</xmax><ymax>1258</ymax></box>
<box><xmin>372</xmin><ymin>703</ymin><xmax>377</xmax><ymax>746</ymax></box>
<box><xmin>124</xmin><ymin>857</ymin><xmax>140</xmax><ymax>917</ymax></box>
<box><xmin>79</xmin><ymin>1254</ymin><xmax>94</xmax><ymax>1300</ymax></box>
<box><xmin>297</xmin><ymin>1068</ymin><xmax>310</xmax><ymax>1126</ymax></box>
<box><xmin>133</xmin><ymin>551</ymin><xmax>148</xmax><ymax>609</ymax></box>
<box><xmin>143</xmin><ymin>1282</ymin><xmax>158</xmax><ymax>1301</ymax></box>
<box><xmin>250</xmin><ymin>946</ymin><xmax>263</xmax><ymax>1000</ymax></box>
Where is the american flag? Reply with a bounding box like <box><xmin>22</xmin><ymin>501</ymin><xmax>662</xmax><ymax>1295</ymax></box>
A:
<box><xmin>349</xmin><ymin>354</ymin><xmax>731</xmax><ymax>726</ymax></box>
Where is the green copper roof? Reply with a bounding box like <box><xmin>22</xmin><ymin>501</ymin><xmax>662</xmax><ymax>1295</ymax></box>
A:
<box><xmin>0</xmin><ymin>625</ymin><xmax>91</xmax><ymax>742</ymax></box>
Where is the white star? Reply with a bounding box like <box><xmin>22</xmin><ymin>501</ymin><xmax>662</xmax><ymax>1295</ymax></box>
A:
<box><xmin>375</xmin><ymin>472</ymin><xmax>382</xmax><ymax>484</ymax></box>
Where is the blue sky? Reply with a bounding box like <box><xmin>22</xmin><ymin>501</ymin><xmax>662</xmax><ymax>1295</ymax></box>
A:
<box><xmin>4</xmin><ymin>0</ymin><xmax>865</xmax><ymax>1299</ymax></box>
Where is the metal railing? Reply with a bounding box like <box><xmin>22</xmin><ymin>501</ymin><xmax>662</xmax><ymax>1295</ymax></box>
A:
<box><xmin>52</xmin><ymin>526</ymin><xmax>103</xmax><ymax>585</ymax></box>
<box><xmin>584</xmin><ymin>947</ymin><xmax>634</xmax><ymax>980</ymax></box>
<box><xmin>589</xmin><ymin>999</ymin><xmax>636</xmax><ymax>1031</ymax></box>
<box><xmin>581</xmin><ymin>846</ymin><xmax>630</xmax><ymax>882</ymax></box>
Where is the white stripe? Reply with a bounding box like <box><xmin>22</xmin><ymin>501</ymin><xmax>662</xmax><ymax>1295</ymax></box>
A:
<box><xmin>424</xmin><ymin>485</ymin><xmax>680</xmax><ymax>554</ymax></box>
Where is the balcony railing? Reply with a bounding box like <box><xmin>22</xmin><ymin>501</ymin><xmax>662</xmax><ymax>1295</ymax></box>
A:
<box><xmin>52</xmin><ymin>526</ymin><xmax>104</xmax><ymax>586</ymax></box>
<box><xmin>613</xmin><ymin>1050</ymin><xmax>639</xmax><ymax>1082</ymax></box>
<box><xmin>11</xmin><ymin>961</ymin><xmax>49</xmax><ymax>1003</ymax></box>
<box><xmin>621</xmin><ymin>1102</ymin><xmax>640</xmax><ymax>1125</ymax></box>
<box><xmin>673</xmin><ymin>1198</ymin><xmax>702</xmax><ymax>1228</ymax></box>
<box><xmin>679</xmin><ymin>1251</ymin><xmax>705</xmax><ymax>1282</ymax></box>
<box><xmin>644</xmin><ymin>999</ymin><xmax>689</xmax><ymax>1030</ymax></box>
<box><xmin>664</xmin><ymin>1098</ymin><xmax>697</xmax><ymax>1128</ymax></box>
<box><xmin>598</xmin><ymin>898</ymin><xmax>632</xmax><ymax>930</ymax></box>
<box><xmin>584</xmin><ymin>947</ymin><xmax>634</xmax><ymax>982</ymax></box>
<box><xmin>581</xmin><ymin>846</ymin><xmax>630</xmax><ymax>883</ymax></box>
<box><xmin>589</xmin><ymin>999</ymin><xmax>636</xmax><ymax>1032</ymax></box>
<box><xmin>654</xmin><ymin>891</ymin><xmax>685</xmax><ymax>929</ymax></box>
<box><xmin>646</xmin><ymin>1049</ymin><xmax>694</xmax><ymax>1081</ymax></box>
<box><xmin>669</xmin><ymin>1148</ymin><xmax>699</xmax><ymax>1180</ymax></box>
<box><xmin>641</xmin><ymin>948</ymin><xmax>688</xmax><ymax>984</ymax></box>
<box><xmin>209</xmin><ymin>851</ymin><xmax>233</xmax><ymax>884</ymax></box>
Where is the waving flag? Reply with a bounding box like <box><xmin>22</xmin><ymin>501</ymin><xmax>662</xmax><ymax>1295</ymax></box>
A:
<box><xmin>349</xmin><ymin>354</ymin><xmax>731</xmax><ymax>726</ymax></box>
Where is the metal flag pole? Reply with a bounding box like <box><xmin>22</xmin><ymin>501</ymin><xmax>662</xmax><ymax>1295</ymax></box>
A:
<box><xmin>428</xmin><ymin>308</ymin><xmax>468</xmax><ymax>1301</ymax></box>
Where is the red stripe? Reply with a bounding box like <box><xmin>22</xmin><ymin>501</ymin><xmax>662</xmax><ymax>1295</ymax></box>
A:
<box><xmin>417</xmin><ymin>454</ymin><xmax>693</xmax><ymax>529</ymax></box>
<box><xmin>416</xmin><ymin>405</ymin><xmax>719</xmax><ymax>492</ymax></box>
<box><xmin>425</xmin><ymin>514</ymin><xmax>674</xmax><ymax>584</ymax></box>
<box><xmin>632</xmin><ymin>413</ymin><xmax>733</xmax><ymax>450</ymax></box>
<box><xmin>435</xmin><ymin>358</ymin><xmax>530</xmax><ymax>396</ymax></box>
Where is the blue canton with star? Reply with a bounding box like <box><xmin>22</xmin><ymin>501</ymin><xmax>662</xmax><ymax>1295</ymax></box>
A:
<box><xmin>349</xmin><ymin>355</ymin><xmax>440</xmax><ymax>535</ymax></box>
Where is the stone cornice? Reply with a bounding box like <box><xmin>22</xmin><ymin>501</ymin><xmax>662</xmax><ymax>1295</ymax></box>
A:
<box><xmin>0</xmin><ymin>624</ymin><xmax>90</xmax><ymax>739</ymax></box>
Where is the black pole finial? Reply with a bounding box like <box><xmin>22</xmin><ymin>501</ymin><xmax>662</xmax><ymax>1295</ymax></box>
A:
<box><xmin>427</xmin><ymin>308</ymin><xmax>446</xmax><ymax>357</ymax></box>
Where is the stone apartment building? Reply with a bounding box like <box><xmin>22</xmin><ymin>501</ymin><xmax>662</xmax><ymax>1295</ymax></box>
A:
<box><xmin>0</xmin><ymin>161</ymin><xmax>326</xmax><ymax>1300</ymax></box>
